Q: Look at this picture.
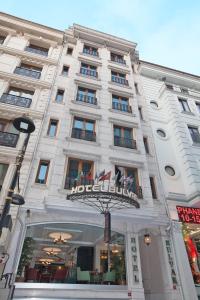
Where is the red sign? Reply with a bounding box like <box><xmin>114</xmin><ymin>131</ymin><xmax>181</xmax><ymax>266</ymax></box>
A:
<box><xmin>176</xmin><ymin>206</ymin><xmax>200</xmax><ymax>224</ymax></box>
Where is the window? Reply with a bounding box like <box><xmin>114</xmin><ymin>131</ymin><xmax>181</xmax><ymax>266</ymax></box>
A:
<box><xmin>83</xmin><ymin>45</ymin><xmax>98</xmax><ymax>56</ymax></box>
<box><xmin>114</xmin><ymin>126</ymin><xmax>136</xmax><ymax>149</ymax></box>
<box><xmin>143</xmin><ymin>137</ymin><xmax>149</xmax><ymax>154</ymax></box>
<box><xmin>55</xmin><ymin>89</ymin><xmax>64</xmax><ymax>103</ymax></box>
<box><xmin>115</xmin><ymin>165</ymin><xmax>142</xmax><ymax>197</ymax></box>
<box><xmin>157</xmin><ymin>129</ymin><xmax>166</xmax><ymax>138</ymax></box>
<box><xmin>0</xmin><ymin>87</ymin><xmax>34</xmax><ymax>108</ymax></box>
<box><xmin>0</xmin><ymin>163</ymin><xmax>8</xmax><ymax>191</ymax></box>
<box><xmin>80</xmin><ymin>63</ymin><xmax>97</xmax><ymax>77</ymax></box>
<box><xmin>111</xmin><ymin>71</ymin><xmax>128</xmax><ymax>86</ymax></box>
<box><xmin>25</xmin><ymin>44</ymin><xmax>48</xmax><ymax>56</ymax></box>
<box><xmin>14</xmin><ymin>63</ymin><xmax>42</xmax><ymax>79</ymax></box>
<box><xmin>179</xmin><ymin>98</ymin><xmax>190</xmax><ymax>112</ymax></box>
<box><xmin>35</xmin><ymin>160</ymin><xmax>50</xmax><ymax>184</ymax></box>
<box><xmin>62</xmin><ymin>66</ymin><xmax>69</xmax><ymax>76</ymax></box>
<box><xmin>76</xmin><ymin>87</ymin><xmax>97</xmax><ymax>105</ymax></box>
<box><xmin>8</xmin><ymin>87</ymin><xmax>34</xmax><ymax>99</ymax></box>
<box><xmin>149</xmin><ymin>177</ymin><xmax>157</xmax><ymax>199</ymax></box>
<box><xmin>196</xmin><ymin>102</ymin><xmax>200</xmax><ymax>113</ymax></box>
<box><xmin>138</xmin><ymin>107</ymin><xmax>143</xmax><ymax>120</ymax></box>
<box><xmin>165</xmin><ymin>166</ymin><xmax>175</xmax><ymax>176</ymax></box>
<box><xmin>112</xmin><ymin>95</ymin><xmax>131</xmax><ymax>113</ymax></box>
<box><xmin>65</xmin><ymin>158</ymin><xmax>94</xmax><ymax>189</ymax></box>
<box><xmin>47</xmin><ymin>119</ymin><xmax>58</xmax><ymax>137</ymax></box>
<box><xmin>134</xmin><ymin>83</ymin><xmax>139</xmax><ymax>94</ymax></box>
<box><xmin>72</xmin><ymin>117</ymin><xmax>96</xmax><ymax>142</ymax></box>
<box><xmin>0</xmin><ymin>35</ymin><xmax>6</xmax><ymax>44</ymax></box>
<box><xmin>150</xmin><ymin>101</ymin><xmax>158</xmax><ymax>108</ymax></box>
<box><xmin>110</xmin><ymin>53</ymin><xmax>125</xmax><ymax>64</ymax></box>
<box><xmin>188</xmin><ymin>126</ymin><xmax>200</xmax><ymax>143</ymax></box>
<box><xmin>67</xmin><ymin>47</ymin><xmax>73</xmax><ymax>55</ymax></box>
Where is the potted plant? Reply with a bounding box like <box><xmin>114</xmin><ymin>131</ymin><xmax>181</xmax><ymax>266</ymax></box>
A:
<box><xmin>16</xmin><ymin>237</ymin><xmax>35</xmax><ymax>282</ymax></box>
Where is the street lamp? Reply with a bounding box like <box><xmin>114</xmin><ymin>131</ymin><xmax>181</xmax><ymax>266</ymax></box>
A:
<box><xmin>0</xmin><ymin>116</ymin><xmax>35</xmax><ymax>236</ymax></box>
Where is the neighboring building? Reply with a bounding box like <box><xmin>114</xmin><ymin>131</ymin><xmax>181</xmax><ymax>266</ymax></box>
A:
<box><xmin>139</xmin><ymin>61</ymin><xmax>200</xmax><ymax>299</ymax></box>
<box><xmin>0</xmin><ymin>12</ymin><xmax>198</xmax><ymax>300</ymax></box>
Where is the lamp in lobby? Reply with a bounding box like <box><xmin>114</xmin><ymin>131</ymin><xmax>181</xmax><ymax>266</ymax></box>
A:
<box><xmin>49</xmin><ymin>232</ymin><xmax>72</xmax><ymax>244</ymax></box>
<box><xmin>0</xmin><ymin>115</ymin><xmax>35</xmax><ymax>236</ymax></box>
<box><xmin>144</xmin><ymin>233</ymin><xmax>151</xmax><ymax>246</ymax></box>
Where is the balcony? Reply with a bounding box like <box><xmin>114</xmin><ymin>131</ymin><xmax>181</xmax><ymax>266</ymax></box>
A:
<box><xmin>80</xmin><ymin>67</ymin><xmax>97</xmax><ymax>78</ymax></box>
<box><xmin>112</xmin><ymin>102</ymin><xmax>132</xmax><ymax>113</ymax></box>
<box><xmin>0</xmin><ymin>131</ymin><xmax>19</xmax><ymax>147</ymax></box>
<box><xmin>114</xmin><ymin>136</ymin><xmax>136</xmax><ymax>149</ymax></box>
<box><xmin>14</xmin><ymin>67</ymin><xmax>41</xmax><ymax>79</ymax></box>
<box><xmin>76</xmin><ymin>94</ymin><xmax>97</xmax><ymax>105</ymax></box>
<box><xmin>71</xmin><ymin>128</ymin><xmax>96</xmax><ymax>142</ymax></box>
<box><xmin>83</xmin><ymin>48</ymin><xmax>98</xmax><ymax>57</ymax></box>
<box><xmin>25</xmin><ymin>46</ymin><xmax>48</xmax><ymax>57</ymax></box>
<box><xmin>0</xmin><ymin>93</ymin><xmax>32</xmax><ymax>108</ymax></box>
<box><xmin>111</xmin><ymin>75</ymin><xmax>128</xmax><ymax>86</ymax></box>
<box><xmin>65</xmin><ymin>176</ymin><xmax>94</xmax><ymax>189</ymax></box>
<box><xmin>111</xmin><ymin>57</ymin><xmax>126</xmax><ymax>65</ymax></box>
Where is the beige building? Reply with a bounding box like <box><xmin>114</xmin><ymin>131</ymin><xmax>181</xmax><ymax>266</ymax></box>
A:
<box><xmin>0</xmin><ymin>12</ymin><xmax>198</xmax><ymax>300</ymax></box>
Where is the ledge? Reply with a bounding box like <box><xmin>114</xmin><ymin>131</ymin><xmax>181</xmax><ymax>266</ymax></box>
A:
<box><xmin>108</xmin><ymin>87</ymin><xmax>134</xmax><ymax>98</ymax></box>
<box><xmin>109</xmin><ymin>145</ymin><xmax>139</xmax><ymax>154</ymax></box>
<box><xmin>78</xmin><ymin>54</ymin><xmax>102</xmax><ymax>65</ymax></box>
<box><xmin>76</xmin><ymin>73</ymin><xmax>101</xmax><ymax>82</ymax></box>
<box><xmin>109</xmin><ymin>156</ymin><xmax>144</xmax><ymax>168</ymax></box>
<box><xmin>66</xmin><ymin>136</ymin><xmax>101</xmax><ymax>147</ymax></box>
<box><xmin>108</xmin><ymin>63</ymin><xmax>130</xmax><ymax>74</ymax></box>
<box><xmin>109</xmin><ymin>108</ymin><xmax>136</xmax><ymax>117</ymax></box>
<box><xmin>0</xmin><ymin>44</ymin><xmax>58</xmax><ymax>65</ymax></box>
<box><xmin>69</xmin><ymin>108</ymin><xmax>102</xmax><ymax>120</ymax></box>
<box><xmin>71</xmin><ymin>100</ymin><xmax>100</xmax><ymax>109</ymax></box>
<box><xmin>74</xmin><ymin>79</ymin><xmax>102</xmax><ymax>90</ymax></box>
<box><xmin>108</xmin><ymin>81</ymin><xmax>131</xmax><ymax>90</ymax></box>
<box><xmin>0</xmin><ymin>70</ymin><xmax>51</xmax><ymax>89</ymax></box>
<box><xmin>0</xmin><ymin>102</ymin><xmax>44</xmax><ymax>119</ymax></box>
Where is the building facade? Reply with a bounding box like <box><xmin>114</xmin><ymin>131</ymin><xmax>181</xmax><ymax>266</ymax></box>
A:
<box><xmin>0</xmin><ymin>12</ymin><xmax>198</xmax><ymax>300</ymax></box>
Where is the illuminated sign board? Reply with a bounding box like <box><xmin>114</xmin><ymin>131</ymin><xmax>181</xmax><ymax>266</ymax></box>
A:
<box><xmin>176</xmin><ymin>206</ymin><xmax>200</xmax><ymax>224</ymax></box>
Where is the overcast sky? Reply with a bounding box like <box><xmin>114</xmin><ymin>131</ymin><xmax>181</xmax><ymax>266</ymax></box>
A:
<box><xmin>1</xmin><ymin>0</ymin><xmax>200</xmax><ymax>75</ymax></box>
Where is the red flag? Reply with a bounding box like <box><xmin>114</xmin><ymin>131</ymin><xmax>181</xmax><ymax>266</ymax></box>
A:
<box><xmin>99</xmin><ymin>171</ymin><xmax>111</xmax><ymax>181</ymax></box>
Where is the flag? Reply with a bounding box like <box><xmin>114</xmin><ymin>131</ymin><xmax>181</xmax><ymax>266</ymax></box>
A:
<box><xmin>75</xmin><ymin>171</ymin><xmax>83</xmax><ymax>181</ymax></box>
<box><xmin>98</xmin><ymin>169</ymin><xmax>105</xmax><ymax>181</ymax></box>
<box><xmin>99</xmin><ymin>171</ymin><xmax>111</xmax><ymax>181</ymax></box>
<box><xmin>86</xmin><ymin>170</ymin><xmax>93</xmax><ymax>180</ymax></box>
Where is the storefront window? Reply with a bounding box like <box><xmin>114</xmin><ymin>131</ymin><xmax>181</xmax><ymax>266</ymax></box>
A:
<box><xmin>16</xmin><ymin>223</ymin><xmax>126</xmax><ymax>285</ymax></box>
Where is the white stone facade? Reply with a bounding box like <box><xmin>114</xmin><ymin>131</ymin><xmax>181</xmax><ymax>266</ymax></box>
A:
<box><xmin>0</xmin><ymin>12</ymin><xmax>196</xmax><ymax>300</ymax></box>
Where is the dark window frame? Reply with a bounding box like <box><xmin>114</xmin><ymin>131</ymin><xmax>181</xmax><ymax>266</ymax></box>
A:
<box><xmin>55</xmin><ymin>89</ymin><xmax>64</xmax><ymax>103</ymax></box>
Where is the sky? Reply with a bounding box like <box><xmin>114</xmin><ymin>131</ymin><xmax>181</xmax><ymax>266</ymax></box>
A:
<box><xmin>1</xmin><ymin>0</ymin><xmax>200</xmax><ymax>75</ymax></box>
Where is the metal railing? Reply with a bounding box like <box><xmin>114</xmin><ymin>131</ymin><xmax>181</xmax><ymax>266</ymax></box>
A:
<box><xmin>0</xmin><ymin>131</ymin><xmax>19</xmax><ymax>147</ymax></box>
<box><xmin>111</xmin><ymin>57</ymin><xmax>126</xmax><ymax>64</ymax></box>
<box><xmin>25</xmin><ymin>46</ymin><xmax>48</xmax><ymax>56</ymax></box>
<box><xmin>112</xmin><ymin>102</ymin><xmax>132</xmax><ymax>113</ymax></box>
<box><xmin>14</xmin><ymin>67</ymin><xmax>41</xmax><ymax>79</ymax></box>
<box><xmin>76</xmin><ymin>94</ymin><xmax>97</xmax><ymax>105</ymax></box>
<box><xmin>80</xmin><ymin>67</ymin><xmax>98</xmax><ymax>78</ymax></box>
<box><xmin>114</xmin><ymin>136</ymin><xmax>136</xmax><ymax>149</ymax></box>
<box><xmin>71</xmin><ymin>128</ymin><xmax>96</xmax><ymax>142</ymax></box>
<box><xmin>83</xmin><ymin>48</ymin><xmax>98</xmax><ymax>57</ymax></box>
<box><xmin>0</xmin><ymin>93</ymin><xmax>32</xmax><ymax>108</ymax></box>
<box><xmin>116</xmin><ymin>182</ymin><xmax>143</xmax><ymax>199</ymax></box>
<box><xmin>111</xmin><ymin>75</ymin><xmax>128</xmax><ymax>86</ymax></box>
<box><xmin>65</xmin><ymin>177</ymin><xmax>94</xmax><ymax>189</ymax></box>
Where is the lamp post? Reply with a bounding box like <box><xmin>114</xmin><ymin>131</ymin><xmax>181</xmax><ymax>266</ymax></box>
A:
<box><xmin>0</xmin><ymin>116</ymin><xmax>35</xmax><ymax>237</ymax></box>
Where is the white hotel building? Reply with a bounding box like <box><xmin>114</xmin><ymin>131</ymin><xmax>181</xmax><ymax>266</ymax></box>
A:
<box><xmin>0</xmin><ymin>12</ymin><xmax>199</xmax><ymax>300</ymax></box>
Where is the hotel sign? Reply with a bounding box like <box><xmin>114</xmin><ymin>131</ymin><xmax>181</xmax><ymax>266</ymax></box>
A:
<box><xmin>66</xmin><ymin>183</ymin><xmax>140</xmax><ymax>209</ymax></box>
<box><xmin>176</xmin><ymin>206</ymin><xmax>200</xmax><ymax>224</ymax></box>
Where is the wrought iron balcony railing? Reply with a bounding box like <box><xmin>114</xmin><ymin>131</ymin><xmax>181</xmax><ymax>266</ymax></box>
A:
<box><xmin>25</xmin><ymin>46</ymin><xmax>48</xmax><ymax>56</ymax></box>
<box><xmin>114</xmin><ymin>136</ymin><xmax>136</xmax><ymax>149</ymax></box>
<box><xmin>76</xmin><ymin>94</ymin><xmax>97</xmax><ymax>105</ymax></box>
<box><xmin>0</xmin><ymin>93</ymin><xmax>32</xmax><ymax>108</ymax></box>
<box><xmin>111</xmin><ymin>75</ymin><xmax>128</xmax><ymax>86</ymax></box>
<box><xmin>112</xmin><ymin>102</ymin><xmax>132</xmax><ymax>113</ymax></box>
<box><xmin>80</xmin><ymin>67</ymin><xmax>98</xmax><ymax>78</ymax></box>
<box><xmin>111</xmin><ymin>57</ymin><xmax>126</xmax><ymax>64</ymax></box>
<box><xmin>83</xmin><ymin>48</ymin><xmax>98</xmax><ymax>57</ymax></box>
<box><xmin>0</xmin><ymin>131</ymin><xmax>19</xmax><ymax>147</ymax></box>
<box><xmin>65</xmin><ymin>177</ymin><xmax>94</xmax><ymax>189</ymax></box>
<box><xmin>72</xmin><ymin>128</ymin><xmax>96</xmax><ymax>142</ymax></box>
<box><xmin>116</xmin><ymin>181</ymin><xmax>143</xmax><ymax>199</ymax></box>
<box><xmin>14</xmin><ymin>67</ymin><xmax>41</xmax><ymax>79</ymax></box>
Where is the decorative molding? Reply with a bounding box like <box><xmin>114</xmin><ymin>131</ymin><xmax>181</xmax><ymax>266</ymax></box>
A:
<box><xmin>66</xmin><ymin>137</ymin><xmax>101</xmax><ymax>147</ymax></box>
<box><xmin>107</xmin><ymin>64</ymin><xmax>130</xmax><ymax>74</ymax></box>
<box><xmin>78</xmin><ymin>54</ymin><xmax>102</xmax><ymax>65</ymax></box>
<box><xmin>108</xmin><ymin>117</ymin><xmax>138</xmax><ymax>128</ymax></box>
<box><xmin>109</xmin><ymin>145</ymin><xmax>140</xmax><ymax>154</ymax></box>
<box><xmin>69</xmin><ymin>108</ymin><xmax>102</xmax><ymax>120</ymax></box>
<box><xmin>0</xmin><ymin>70</ymin><xmax>51</xmax><ymax>89</ymax></box>
<box><xmin>63</xmin><ymin>149</ymin><xmax>101</xmax><ymax>161</ymax></box>
<box><xmin>0</xmin><ymin>103</ymin><xmax>44</xmax><ymax>119</ymax></box>
<box><xmin>108</xmin><ymin>87</ymin><xmax>134</xmax><ymax>98</ymax></box>
<box><xmin>71</xmin><ymin>100</ymin><xmax>100</xmax><ymax>109</ymax></box>
<box><xmin>109</xmin><ymin>108</ymin><xmax>136</xmax><ymax>118</ymax></box>
<box><xmin>74</xmin><ymin>79</ymin><xmax>102</xmax><ymax>90</ymax></box>
<box><xmin>108</xmin><ymin>81</ymin><xmax>132</xmax><ymax>90</ymax></box>
<box><xmin>109</xmin><ymin>156</ymin><xmax>144</xmax><ymax>168</ymax></box>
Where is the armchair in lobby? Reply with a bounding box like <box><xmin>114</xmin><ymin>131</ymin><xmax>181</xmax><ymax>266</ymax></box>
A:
<box><xmin>53</xmin><ymin>267</ymin><xmax>68</xmax><ymax>283</ymax></box>
<box><xmin>102</xmin><ymin>270</ymin><xmax>116</xmax><ymax>284</ymax></box>
<box><xmin>77</xmin><ymin>267</ymin><xmax>90</xmax><ymax>283</ymax></box>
